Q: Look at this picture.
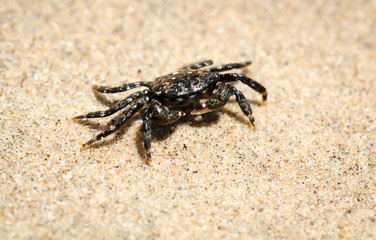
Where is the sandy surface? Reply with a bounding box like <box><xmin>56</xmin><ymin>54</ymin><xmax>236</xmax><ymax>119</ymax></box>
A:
<box><xmin>1</xmin><ymin>0</ymin><xmax>375</xmax><ymax>239</ymax></box>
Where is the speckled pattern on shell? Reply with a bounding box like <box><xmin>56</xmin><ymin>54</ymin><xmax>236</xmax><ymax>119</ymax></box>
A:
<box><xmin>152</xmin><ymin>70</ymin><xmax>219</xmax><ymax>101</ymax></box>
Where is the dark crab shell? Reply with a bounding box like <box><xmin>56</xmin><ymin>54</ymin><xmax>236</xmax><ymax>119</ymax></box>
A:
<box><xmin>151</xmin><ymin>70</ymin><xmax>220</xmax><ymax>104</ymax></box>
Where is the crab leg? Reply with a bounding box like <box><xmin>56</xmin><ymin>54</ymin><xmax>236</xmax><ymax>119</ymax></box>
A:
<box><xmin>208</xmin><ymin>61</ymin><xmax>251</xmax><ymax>72</ymax></box>
<box><xmin>227</xmin><ymin>85</ymin><xmax>256</xmax><ymax>129</ymax></box>
<box><xmin>220</xmin><ymin>73</ymin><xmax>267</xmax><ymax>102</ymax></box>
<box><xmin>74</xmin><ymin>90</ymin><xmax>149</xmax><ymax>119</ymax></box>
<box><xmin>143</xmin><ymin>108</ymin><xmax>152</xmax><ymax>164</ymax></box>
<box><xmin>190</xmin><ymin>83</ymin><xmax>257</xmax><ymax>129</ymax></box>
<box><xmin>94</xmin><ymin>81</ymin><xmax>152</xmax><ymax>93</ymax></box>
<box><xmin>83</xmin><ymin>98</ymin><xmax>149</xmax><ymax>146</ymax></box>
<box><xmin>182</xmin><ymin>60</ymin><xmax>213</xmax><ymax>70</ymax></box>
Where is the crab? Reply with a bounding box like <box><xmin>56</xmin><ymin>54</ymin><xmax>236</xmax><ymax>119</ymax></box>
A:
<box><xmin>74</xmin><ymin>60</ymin><xmax>267</xmax><ymax>164</ymax></box>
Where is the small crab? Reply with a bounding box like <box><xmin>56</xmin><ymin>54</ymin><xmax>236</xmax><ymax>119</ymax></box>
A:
<box><xmin>74</xmin><ymin>60</ymin><xmax>267</xmax><ymax>164</ymax></box>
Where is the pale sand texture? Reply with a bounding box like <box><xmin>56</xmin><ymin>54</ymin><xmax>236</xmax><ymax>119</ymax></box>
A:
<box><xmin>1</xmin><ymin>0</ymin><xmax>375</xmax><ymax>239</ymax></box>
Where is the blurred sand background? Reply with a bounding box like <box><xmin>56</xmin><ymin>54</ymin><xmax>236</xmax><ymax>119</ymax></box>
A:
<box><xmin>1</xmin><ymin>0</ymin><xmax>375</xmax><ymax>238</ymax></box>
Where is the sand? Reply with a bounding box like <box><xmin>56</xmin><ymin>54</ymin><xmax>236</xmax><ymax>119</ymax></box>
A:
<box><xmin>1</xmin><ymin>0</ymin><xmax>375</xmax><ymax>238</ymax></box>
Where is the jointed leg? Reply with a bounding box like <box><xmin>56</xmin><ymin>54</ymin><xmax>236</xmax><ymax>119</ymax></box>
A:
<box><xmin>94</xmin><ymin>81</ymin><xmax>152</xmax><ymax>93</ymax></box>
<box><xmin>143</xmin><ymin>108</ymin><xmax>152</xmax><ymax>164</ymax></box>
<box><xmin>220</xmin><ymin>73</ymin><xmax>267</xmax><ymax>102</ymax></box>
<box><xmin>191</xmin><ymin>83</ymin><xmax>258</xmax><ymax>129</ymax></box>
<box><xmin>74</xmin><ymin>90</ymin><xmax>150</xmax><ymax>119</ymax></box>
<box><xmin>208</xmin><ymin>61</ymin><xmax>251</xmax><ymax>72</ymax></box>
<box><xmin>227</xmin><ymin>85</ymin><xmax>256</xmax><ymax>129</ymax></box>
<box><xmin>181</xmin><ymin>60</ymin><xmax>213</xmax><ymax>70</ymax></box>
<box><xmin>83</xmin><ymin>98</ymin><xmax>150</xmax><ymax>146</ymax></box>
